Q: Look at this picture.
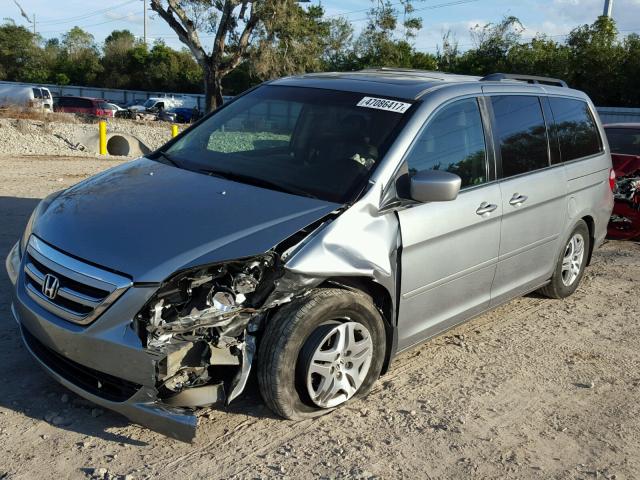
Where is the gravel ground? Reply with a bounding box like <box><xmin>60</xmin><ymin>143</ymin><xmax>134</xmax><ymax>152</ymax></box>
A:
<box><xmin>0</xmin><ymin>155</ymin><xmax>639</xmax><ymax>480</ymax></box>
<box><xmin>0</xmin><ymin>117</ymin><xmax>177</xmax><ymax>157</ymax></box>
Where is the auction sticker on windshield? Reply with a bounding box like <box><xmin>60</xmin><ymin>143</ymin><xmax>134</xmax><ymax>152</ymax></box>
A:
<box><xmin>356</xmin><ymin>97</ymin><xmax>412</xmax><ymax>113</ymax></box>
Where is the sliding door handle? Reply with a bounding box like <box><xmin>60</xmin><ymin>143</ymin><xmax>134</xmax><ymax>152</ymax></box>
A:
<box><xmin>476</xmin><ymin>202</ymin><xmax>498</xmax><ymax>216</ymax></box>
<box><xmin>509</xmin><ymin>193</ymin><xmax>528</xmax><ymax>206</ymax></box>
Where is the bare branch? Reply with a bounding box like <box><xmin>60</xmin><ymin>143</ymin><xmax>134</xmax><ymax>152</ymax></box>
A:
<box><xmin>212</xmin><ymin>0</ymin><xmax>239</xmax><ymax>65</ymax></box>
<box><xmin>149</xmin><ymin>0</ymin><xmax>208</xmax><ymax>64</ymax></box>
<box><xmin>220</xmin><ymin>2</ymin><xmax>259</xmax><ymax>75</ymax></box>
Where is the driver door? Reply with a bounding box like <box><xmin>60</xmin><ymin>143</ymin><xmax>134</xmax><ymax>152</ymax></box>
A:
<box><xmin>396</xmin><ymin>97</ymin><xmax>502</xmax><ymax>350</ymax></box>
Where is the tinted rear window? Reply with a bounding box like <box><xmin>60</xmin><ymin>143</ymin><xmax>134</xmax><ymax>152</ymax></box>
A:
<box><xmin>491</xmin><ymin>95</ymin><xmax>549</xmax><ymax>178</ymax></box>
<box><xmin>549</xmin><ymin>97</ymin><xmax>602</xmax><ymax>161</ymax></box>
<box><xmin>32</xmin><ymin>88</ymin><xmax>42</xmax><ymax>99</ymax></box>
<box><xmin>605</xmin><ymin>127</ymin><xmax>640</xmax><ymax>156</ymax></box>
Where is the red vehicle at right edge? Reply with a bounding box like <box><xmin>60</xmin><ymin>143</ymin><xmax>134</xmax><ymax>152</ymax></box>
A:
<box><xmin>604</xmin><ymin>123</ymin><xmax>640</xmax><ymax>240</ymax></box>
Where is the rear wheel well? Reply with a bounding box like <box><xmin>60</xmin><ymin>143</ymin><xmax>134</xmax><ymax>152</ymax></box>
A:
<box><xmin>581</xmin><ymin>215</ymin><xmax>595</xmax><ymax>265</ymax></box>
<box><xmin>318</xmin><ymin>277</ymin><xmax>395</xmax><ymax>375</ymax></box>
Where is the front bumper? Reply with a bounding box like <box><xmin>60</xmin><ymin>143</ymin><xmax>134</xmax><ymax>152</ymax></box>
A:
<box><xmin>6</xmin><ymin>243</ymin><xmax>203</xmax><ymax>442</ymax></box>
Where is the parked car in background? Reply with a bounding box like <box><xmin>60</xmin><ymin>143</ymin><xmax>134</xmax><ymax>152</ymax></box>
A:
<box><xmin>5</xmin><ymin>70</ymin><xmax>613</xmax><ymax>442</ymax></box>
<box><xmin>129</xmin><ymin>96</ymin><xmax>197</xmax><ymax>113</ymax></box>
<box><xmin>158</xmin><ymin>106</ymin><xmax>201</xmax><ymax>124</ymax></box>
<box><xmin>103</xmin><ymin>102</ymin><xmax>125</xmax><ymax>115</ymax></box>
<box><xmin>604</xmin><ymin>123</ymin><xmax>640</xmax><ymax>240</ymax></box>
<box><xmin>0</xmin><ymin>85</ymin><xmax>52</xmax><ymax>110</ymax></box>
<box><xmin>54</xmin><ymin>96</ymin><xmax>114</xmax><ymax>117</ymax></box>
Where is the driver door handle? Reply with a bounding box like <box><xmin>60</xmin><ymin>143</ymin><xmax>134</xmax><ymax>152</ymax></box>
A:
<box><xmin>509</xmin><ymin>193</ymin><xmax>528</xmax><ymax>206</ymax></box>
<box><xmin>476</xmin><ymin>202</ymin><xmax>498</xmax><ymax>216</ymax></box>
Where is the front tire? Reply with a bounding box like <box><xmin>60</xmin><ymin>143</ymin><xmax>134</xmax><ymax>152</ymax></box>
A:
<box><xmin>257</xmin><ymin>288</ymin><xmax>386</xmax><ymax>420</ymax></box>
<box><xmin>539</xmin><ymin>220</ymin><xmax>590</xmax><ymax>299</ymax></box>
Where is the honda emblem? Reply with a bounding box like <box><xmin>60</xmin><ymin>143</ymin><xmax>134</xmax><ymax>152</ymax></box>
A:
<box><xmin>42</xmin><ymin>274</ymin><xmax>60</xmax><ymax>300</ymax></box>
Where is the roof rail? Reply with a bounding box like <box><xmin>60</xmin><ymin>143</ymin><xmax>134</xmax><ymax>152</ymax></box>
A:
<box><xmin>480</xmin><ymin>73</ymin><xmax>568</xmax><ymax>88</ymax></box>
<box><xmin>358</xmin><ymin>67</ymin><xmax>448</xmax><ymax>79</ymax></box>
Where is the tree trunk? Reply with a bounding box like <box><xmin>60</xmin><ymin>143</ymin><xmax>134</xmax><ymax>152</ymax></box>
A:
<box><xmin>204</xmin><ymin>67</ymin><xmax>224</xmax><ymax>113</ymax></box>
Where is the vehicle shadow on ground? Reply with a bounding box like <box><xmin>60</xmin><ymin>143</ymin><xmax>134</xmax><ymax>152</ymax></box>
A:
<box><xmin>0</xmin><ymin>196</ymin><xmax>150</xmax><ymax>445</ymax></box>
<box><xmin>0</xmin><ymin>196</ymin><xmax>274</xmax><ymax>446</ymax></box>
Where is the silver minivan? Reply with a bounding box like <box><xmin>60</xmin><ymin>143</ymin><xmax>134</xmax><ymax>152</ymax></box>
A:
<box><xmin>5</xmin><ymin>69</ymin><xmax>614</xmax><ymax>441</ymax></box>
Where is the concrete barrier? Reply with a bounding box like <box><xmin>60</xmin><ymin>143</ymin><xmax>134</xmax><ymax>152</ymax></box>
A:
<box><xmin>82</xmin><ymin>131</ymin><xmax>151</xmax><ymax>157</ymax></box>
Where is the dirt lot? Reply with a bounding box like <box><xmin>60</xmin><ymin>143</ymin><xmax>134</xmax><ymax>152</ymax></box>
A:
<box><xmin>1</xmin><ymin>155</ymin><xmax>639</xmax><ymax>480</ymax></box>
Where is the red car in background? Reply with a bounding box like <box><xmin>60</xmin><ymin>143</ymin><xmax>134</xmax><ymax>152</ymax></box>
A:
<box><xmin>54</xmin><ymin>96</ymin><xmax>114</xmax><ymax>117</ymax></box>
<box><xmin>604</xmin><ymin>123</ymin><xmax>640</xmax><ymax>240</ymax></box>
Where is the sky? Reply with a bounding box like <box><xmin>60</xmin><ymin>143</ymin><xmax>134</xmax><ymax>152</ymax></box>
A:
<box><xmin>3</xmin><ymin>0</ymin><xmax>640</xmax><ymax>54</ymax></box>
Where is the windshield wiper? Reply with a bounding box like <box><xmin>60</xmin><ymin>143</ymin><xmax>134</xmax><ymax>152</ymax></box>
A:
<box><xmin>198</xmin><ymin>168</ymin><xmax>318</xmax><ymax>199</ymax></box>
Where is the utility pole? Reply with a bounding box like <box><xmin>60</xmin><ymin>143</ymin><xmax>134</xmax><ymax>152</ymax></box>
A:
<box><xmin>143</xmin><ymin>0</ymin><xmax>147</xmax><ymax>45</ymax></box>
<box><xmin>603</xmin><ymin>0</ymin><xmax>613</xmax><ymax>17</ymax></box>
<box><xmin>32</xmin><ymin>13</ymin><xmax>35</xmax><ymax>36</ymax></box>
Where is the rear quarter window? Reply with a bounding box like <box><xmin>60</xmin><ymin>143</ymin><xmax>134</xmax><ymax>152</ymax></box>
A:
<box><xmin>549</xmin><ymin>97</ymin><xmax>602</xmax><ymax>162</ymax></box>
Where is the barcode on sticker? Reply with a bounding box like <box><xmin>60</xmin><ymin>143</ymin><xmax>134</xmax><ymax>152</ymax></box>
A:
<box><xmin>356</xmin><ymin>97</ymin><xmax>412</xmax><ymax>113</ymax></box>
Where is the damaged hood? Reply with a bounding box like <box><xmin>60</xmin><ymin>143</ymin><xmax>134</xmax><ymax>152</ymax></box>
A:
<box><xmin>33</xmin><ymin>158</ymin><xmax>340</xmax><ymax>282</ymax></box>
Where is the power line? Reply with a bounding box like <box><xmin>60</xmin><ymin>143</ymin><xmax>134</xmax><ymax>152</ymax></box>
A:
<box><xmin>39</xmin><ymin>14</ymin><xmax>142</xmax><ymax>34</ymax></box>
<box><xmin>36</xmin><ymin>0</ymin><xmax>138</xmax><ymax>25</ymax></box>
<box><xmin>344</xmin><ymin>0</ymin><xmax>481</xmax><ymax>23</ymax></box>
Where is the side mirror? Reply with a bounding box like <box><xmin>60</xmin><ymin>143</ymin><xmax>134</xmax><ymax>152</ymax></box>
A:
<box><xmin>410</xmin><ymin>170</ymin><xmax>461</xmax><ymax>203</ymax></box>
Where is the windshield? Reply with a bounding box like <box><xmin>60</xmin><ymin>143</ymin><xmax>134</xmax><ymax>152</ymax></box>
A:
<box><xmin>143</xmin><ymin>99</ymin><xmax>157</xmax><ymax>108</ymax></box>
<box><xmin>606</xmin><ymin>127</ymin><xmax>640</xmax><ymax>156</ymax></box>
<box><xmin>163</xmin><ymin>85</ymin><xmax>414</xmax><ymax>203</ymax></box>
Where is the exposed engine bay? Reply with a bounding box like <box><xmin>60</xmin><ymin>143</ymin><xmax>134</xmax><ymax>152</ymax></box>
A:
<box><xmin>135</xmin><ymin>253</ymin><xmax>291</xmax><ymax>407</ymax></box>
<box><xmin>132</xmin><ymin>207</ymin><xmax>336</xmax><ymax>411</ymax></box>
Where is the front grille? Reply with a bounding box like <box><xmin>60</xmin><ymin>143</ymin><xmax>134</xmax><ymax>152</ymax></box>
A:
<box><xmin>23</xmin><ymin>236</ymin><xmax>131</xmax><ymax>325</ymax></box>
<box><xmin>22</xmin><ymin>326</ymin><xmax>141</xmax><ymax>402</ymax></box>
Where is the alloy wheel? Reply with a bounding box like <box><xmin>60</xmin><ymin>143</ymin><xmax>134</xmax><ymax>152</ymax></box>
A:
<box><xmin>305</xmin><ymin>321</ymin><xmax>373</xmax><ymax>408</ymax></box>
<box><xmin>561</xmin><ymin>233</ymin><xmax>585</xmax><ymax>287</ymax></box>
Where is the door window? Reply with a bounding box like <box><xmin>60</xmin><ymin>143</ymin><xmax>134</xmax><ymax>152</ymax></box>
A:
<box><xmin>405</xmin><ymin>98</ymin><xmax>488</xmax><ymax>188</ymax></box>
<box><xmin>549</xmin><ymin>97</ymin><xmax>602</xmax><ymax>161</ymax></box>
<box><xmin>491</xmin><ymin>95</ymin><xmax>549</xmax><ymax>178</ymax></box>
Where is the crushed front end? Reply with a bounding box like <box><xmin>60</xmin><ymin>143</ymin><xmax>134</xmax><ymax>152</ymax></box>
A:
<box><xmin>8</xmin><ymin>233</ymin><xmax>318</xmax><ymax>443</ymax></box>
<box><xmin>136</xmin><ymin>253</ymin><xmax>287</xmax><ymax>410</ymax></box>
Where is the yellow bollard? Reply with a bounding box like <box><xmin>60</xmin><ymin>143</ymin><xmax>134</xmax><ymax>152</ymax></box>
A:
<box><xmin>99</xmin><ymin>120</ymin><xmax>107</xmax><ymax>155</ymax></box>
<box><xmin>171</xmin><ymin>124</ymin><xmax>179</xmax><ymax>138</ymax></box>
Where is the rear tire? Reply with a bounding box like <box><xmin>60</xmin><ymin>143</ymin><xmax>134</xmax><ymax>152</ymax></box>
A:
<box><xmin>539</xmin><ymin>220</ymin><xmax>590</xmax><ymax>299</ymax></box>
<box><xmin>257</xmin><ymin>288</ymin><xmax>386</xmax><ymax>420</ymax></box>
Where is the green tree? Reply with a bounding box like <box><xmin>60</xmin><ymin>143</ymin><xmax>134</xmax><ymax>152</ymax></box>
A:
<box><xmin>58</xmin><ymin>26</ymin><xmax>103</xmax><ymax>85</ymax></box>
<box><xmin>0</xmin><ymin>22</ymin><xmax>49</xmax><ymax>82</ymax></box>
<box><xmin>101</xmin><ymin>30</ymin><xmax>137</xmax><ymax>88</ymax></box>
<box><xmin>566</xmin><ymin>16</ymin><xmax>624</xmax><ymax>105</ymax></box>
<box><xmin>454</xmin><ymin>16</ymin><xmax>523</xmax><ymax>75</ymax></box>
<box><xmin>620</xmin><ymin>34</ymin><xmax>640</xmax><ymax>107</ymax></box>
<box><xmin>353</xmin><ymin>0</ymin><xmax>434</xmax><ymax>69</ymax></box>
<box><xmin>250</xmin><ymin>5</ymin><xmax>352</xmax><ymax>80</ymax></box>
<box><xmin>507</xmin><ymin>36</ymin><xmax>570</xmax><ymax>80</ymax></box>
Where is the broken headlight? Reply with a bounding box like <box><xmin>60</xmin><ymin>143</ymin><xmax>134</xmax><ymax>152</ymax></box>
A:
<box><xmin>139</xmin><ymin>253</ymin><xmax>278</xmax><ymax>349</ymax></box>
